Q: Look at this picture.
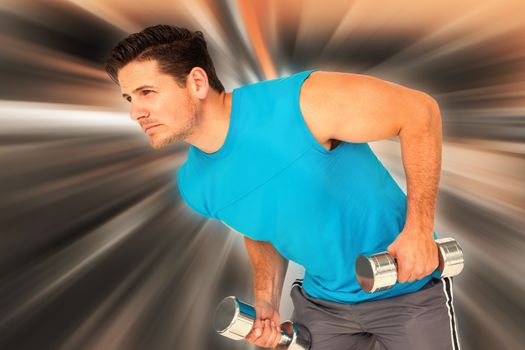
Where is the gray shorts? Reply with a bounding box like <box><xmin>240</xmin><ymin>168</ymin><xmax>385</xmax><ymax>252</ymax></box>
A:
<box><xmin>290</xmin><ymin>277</ymin><xmax>461</xmax><ymax>350</ymax></box>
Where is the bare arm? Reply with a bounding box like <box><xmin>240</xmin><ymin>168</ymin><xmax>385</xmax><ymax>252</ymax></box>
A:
<box><xmin>244</xmin><ymin>236</ymin><xmax>289</xmax><ymax>307</ymax></box>
<box><xmin>242</xmin><ymin>236</ymin><xmax>289</xmax><ymax>348</ymax></box>
<box><xmin>300</xmin><ymin>71</ymin><xmax>442</xmax><ymax>282</ymax></box>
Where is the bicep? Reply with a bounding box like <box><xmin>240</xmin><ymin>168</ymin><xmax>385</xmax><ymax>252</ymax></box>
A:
<box><xmin>300</xmin><ymin>71</ymin><xmax>436</xmax><ymax>143</ymax></box>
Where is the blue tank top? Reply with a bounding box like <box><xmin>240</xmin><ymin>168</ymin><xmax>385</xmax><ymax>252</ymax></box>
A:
<box><xmin>177</xmin><ymin>70</ymin><xmax>441</xmax><ymax>304</ymax></box>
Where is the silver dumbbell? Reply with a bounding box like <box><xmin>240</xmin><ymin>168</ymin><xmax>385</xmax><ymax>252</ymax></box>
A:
<box><xmin>214</xmin><ymin>296</ymin><xmax>311</xmax><ymax>350</ymax></box>
<box><xmin>355</xmin><ymin>237</ymin><xmax>464</xmax><ymax>293</ymax></box>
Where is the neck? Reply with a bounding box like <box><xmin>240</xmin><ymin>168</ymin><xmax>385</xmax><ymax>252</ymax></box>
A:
<box><xmin>186</xmin><ymin>89</ymin><xmax>232</xmax><ymax>154</ymax></box>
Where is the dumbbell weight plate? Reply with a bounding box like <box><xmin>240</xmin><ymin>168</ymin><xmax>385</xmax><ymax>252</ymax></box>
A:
<box><xmin>436</xmin><ymin>238</ymin><xmax>464</xmax><ymax>277</ymax></box>
<box><xmin>214</xmin><ymin>296</ymin><xmax>256</xmax><ymax>340</ymax></box>
<box><xmin>355</xmin><ymin>252</ymin><xmax>398</xmax><ymax>293</ymax></box>
<box><xmin>276</xmin><ymin>321</ymin><xmax>311</xmax><ymax>350</ymax></box>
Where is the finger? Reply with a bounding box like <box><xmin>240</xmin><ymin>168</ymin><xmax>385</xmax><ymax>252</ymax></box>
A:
<box><xmin>270</xmin><ymin>320</ymin><xmax>282</xmax><ymax>348</ymax></box>
<box><xmin>264</xmin><ymin>319</ymin><xmax>275</xmax><ymax>347</ymax></box>
<box><xmin>251</xmin><ymin>320</ymin><xmax>268</xmax><ymax>347</ymax></box>
<box><xmin>405</xmin><ymin>268</ymin><xmax>413</xmax><ymax>281</ymax></box>
<box><xmin>427</xmin><ymin>264</ymin><xmax>437</xmax><ymax>275</ymax></box>
<box><xmin>397</xmin><ymin>266</ymin><xmax>408</xmax><ymax>283</ymax></box>
<box><xmin>271</xmin><ymin>315</ymin><xmax>281</xmax><ymax>334</ymax></box>
<box><xmin>272</xmin><ymin>313</ymin><xmax>281</xmax><ymax>327</ymax></box>
<box><xmin>270</xmin><ymin>322</ymin><xmax>281</xmax><ymax>348</ymax></box>
<box><xmin>387</xmin><ymin>244</ymin><xmax>396</xmax><ymax>257</ymax></box>
<box><xmin>258</xmin><ymin>319</ymin><xmax>271</xmax><ymax>346</ymax></box>
<box><xmin>261</xmin><ymin>319</ymin><xmax>274</xmax><ymax>348</ymax></box>
<box><xmin>245</xmin><ymin>327</ymin><xmax>261</xmax><ymax>343</ymax></box>
<box><xmin>265</xmin><ymin>319</ymin><xmax>278</xmax><ymax>348</ymax></box>
<box><xmin>245</xmin><ymin>319</ymin><xmax>263</xmax><ymax>343</ymax></box>
<box><xmin>398</xmin><ymin>260</ymin><xmax>415</xmax><ymax>283</ymax></box>
<box><xmin>414</xmin><ymin>268</ymin><xmax>425</xmax><ymax>280</ymax></box>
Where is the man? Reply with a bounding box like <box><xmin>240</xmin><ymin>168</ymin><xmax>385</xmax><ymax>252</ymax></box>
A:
<box><xmin>105</xmin><ymin>24</ymin><xmax>461</xmax><ymax>350</ymax></box>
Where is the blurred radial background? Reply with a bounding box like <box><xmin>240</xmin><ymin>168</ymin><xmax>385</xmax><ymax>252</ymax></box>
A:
<box><xmin>0</xmin><ymin>0</ymin><xmax>524</xmax><ymax>349</ymax></box>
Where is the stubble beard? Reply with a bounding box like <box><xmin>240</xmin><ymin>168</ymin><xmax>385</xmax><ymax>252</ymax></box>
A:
<box><xmin>149</xmin><ymin>100</ymin><xmax>201</xmax><ymax>149</ymax></box>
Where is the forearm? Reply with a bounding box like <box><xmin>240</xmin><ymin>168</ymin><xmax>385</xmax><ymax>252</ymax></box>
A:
<box><xmin>244</xmin><ymin>236</ymin><xmax>289</xmax><ymax>307</ymax></box>
<box><xmin>399</xmin><ymin>98</ymin><xmax>442</xmax><ymax>233</ymax></box>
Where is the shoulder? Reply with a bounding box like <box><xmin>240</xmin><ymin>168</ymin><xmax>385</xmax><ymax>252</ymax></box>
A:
<box><xmin>300</xmin><ymin>70</ymin><xmax>388</xmax><ymax>106</ymax></box>
<box><xmin>300</xmin><ymin>70</ymin><xmax>434</xmax><ymax>112</ymax></box>
<box><xmin>299</xmin><ymin>71</ymin><xmax>357</xmax><ymax>145</ymax></box>
<box><xmin>299</xmin><ymin>70</ymin><xmax>436</xmax><ymax>143</ymax></box>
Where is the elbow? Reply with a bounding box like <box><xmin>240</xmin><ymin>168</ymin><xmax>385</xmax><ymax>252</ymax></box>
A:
<box><xmin>426</xmin><ymin>95</ymin><xmax>441</xmax><ymax>120</ymax></box>
<box><xmin>427</xmin><ymin>96</ymin><xmax>442</xmax><ymax>133</ymax></box>
<box><xmin>420</xmin><ymin>94</ymin><xmax>442</xmax><ymax>132</ymax></box>
<box><xmin>400</xmin><ymin>94</ymin><xmax>442</xmax><ymax>137</ymax></box>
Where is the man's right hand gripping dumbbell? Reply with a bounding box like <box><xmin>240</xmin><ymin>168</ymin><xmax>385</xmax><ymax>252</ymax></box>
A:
<box><xmin>214</xmin><ymin>237</ymin><xmax>310</xmax><ymax>349</ymax></box>
<box><xmin>244</xmin><ymin>299</ymin><xmax>283</xmax><ymax>348</ymax></box>
<box><xmin>244</xmin><ymin>236</ymin><xmax>289</xmax><ymax>349</ymax></box>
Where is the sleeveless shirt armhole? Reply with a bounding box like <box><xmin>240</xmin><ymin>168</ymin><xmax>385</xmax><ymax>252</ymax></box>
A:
<box><xmin>176</xmin><ymin>167</ymin><xmax>214</xmax><ymax>219</ymax></box>
<box><xmin>295</xmin><ymin>69</ymin><xmax>346</xmax><ymax>156</ymax></box>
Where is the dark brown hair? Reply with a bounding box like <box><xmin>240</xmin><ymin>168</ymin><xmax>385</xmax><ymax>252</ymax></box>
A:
<box><xmin>105</xmin><ymin>24</ymin><xmax>224</xmax><ymax>92</ymax></box>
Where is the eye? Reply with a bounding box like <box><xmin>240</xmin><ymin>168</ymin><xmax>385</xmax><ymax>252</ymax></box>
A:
<box><xmin>142</xmin><ymin>89</ymin><xmax>153</xmax><ymax>96</ymax></box>
<box><xmin>126</xmin><ymin>96</ymin><xmax>131</xmax><ymax>103</ymax></box>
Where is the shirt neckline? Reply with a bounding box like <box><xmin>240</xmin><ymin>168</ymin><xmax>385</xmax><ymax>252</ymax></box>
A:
<box><xmin>190</xmin><ymin>87</ymin><xmax>239</xmax><ymax>160</ymax></box>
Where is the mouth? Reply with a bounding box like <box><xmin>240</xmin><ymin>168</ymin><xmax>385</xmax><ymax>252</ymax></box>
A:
<box><xmin>144</xmin><ymin>124</ymin><xmax>162</xmax><ymax>132</ymax></box>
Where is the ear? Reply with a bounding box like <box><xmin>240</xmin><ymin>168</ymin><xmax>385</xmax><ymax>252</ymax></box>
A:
<box><xmin>187</xmin><ymin>67</ymin><xmax>210</xmax><ymax>100</ymax></box>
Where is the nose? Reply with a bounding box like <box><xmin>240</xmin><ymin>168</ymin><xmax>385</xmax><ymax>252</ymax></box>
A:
<box><xmin>130</xmin><ymin>103</ymin><xmax>149</xmax><ymax>121</ymax></box>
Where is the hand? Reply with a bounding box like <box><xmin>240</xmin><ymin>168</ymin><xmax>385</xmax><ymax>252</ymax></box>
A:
<box><xmin>387</xmin><ymin>226</ymin><xmax>439</xmax><ymax>283</ymax></box>
<box><xmin>244</xmin><ymin>300</ymin><xmax>282</xmax><ymax>349</ymax></box>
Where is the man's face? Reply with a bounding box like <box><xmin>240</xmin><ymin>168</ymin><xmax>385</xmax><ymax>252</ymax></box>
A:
<box><xmin>118</xmin><ymin>60</ymin><xmax>200</xmax><ymax>149</ymax></box>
